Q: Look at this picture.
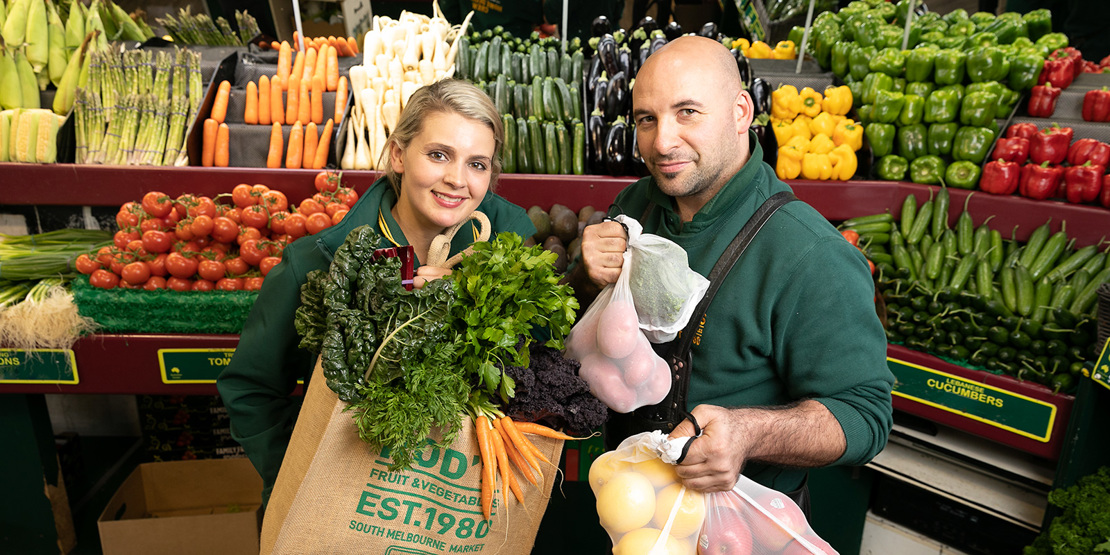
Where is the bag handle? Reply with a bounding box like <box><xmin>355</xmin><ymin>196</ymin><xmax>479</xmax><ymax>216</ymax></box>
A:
<box><xmin>426</xmin><ymin>211</ymin><xmax>491</xmax><ymax>269</ymax></box>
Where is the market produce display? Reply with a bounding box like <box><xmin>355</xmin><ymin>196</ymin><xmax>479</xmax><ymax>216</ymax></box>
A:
<box><xmin>340</xmin><ymin>9</ymin><xmax>460</xmax><ymax>170</ymax></box>
<box><xmin>983</xmin><ymin>123</ymin><xmax>1110</xmax><ymax>207</ymax></box>
<box><xmin>156</xmin><ymin>7</ymin><xmax>259</xmax><ymax>47</ymax></box>
<box><xmin>771</xmin><ymin>84</ymin><xmax>860</xmax><ymax>180</ymax></box>
<box><xmin>846</xmin><ymin>187</ymin><xmax>1107</xmax><ymax>393</ymax></box>
<box><xmin>262</xmin><ymin>34</ymin><xmax>361</xmax><ymax>57</ymax></box>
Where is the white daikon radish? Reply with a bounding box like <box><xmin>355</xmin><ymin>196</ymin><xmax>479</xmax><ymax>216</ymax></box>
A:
<box><xmin>362</xmin><ymin>30</ymin><xmax>382</xmax><ymax>66</ymax></box>
<box><xmin>400</xmin><ymin>80</ymin><xmax>420</xmax><ymax>110</ymax></box>
<box><xmin>341</xmin><ymin>122</ymin><xmax>356</xmax><ymax>169</ymax></box>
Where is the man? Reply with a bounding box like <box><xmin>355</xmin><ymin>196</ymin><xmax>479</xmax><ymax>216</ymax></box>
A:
<box><xmin>572</xmin><ymin>36</ymin><xmax>894</xmax><ymax>501</ymax></box>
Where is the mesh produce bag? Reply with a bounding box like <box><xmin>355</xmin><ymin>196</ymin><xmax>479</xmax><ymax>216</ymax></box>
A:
<box><xmin>72</xmin><ymin>276</ymin><xmax>257</xmax><ymax>333</ymax></box>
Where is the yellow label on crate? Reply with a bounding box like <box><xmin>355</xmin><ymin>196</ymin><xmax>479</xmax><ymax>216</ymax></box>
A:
<box><xmin>0</xmin><ymin>349</ymin><xmax>78</xmax><ymax>384</ymax></box>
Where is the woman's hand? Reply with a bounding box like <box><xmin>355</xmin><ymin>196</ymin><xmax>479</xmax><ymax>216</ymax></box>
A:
<box><xmin>412</xmin><ymin>265</ymin><xmax>453</xmax><ymax>288</ymax></box>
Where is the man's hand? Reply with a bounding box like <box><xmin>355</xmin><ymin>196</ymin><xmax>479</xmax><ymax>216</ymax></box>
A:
<box><xmin>668</xmin><ymin>401</ymin><xmax>847</xmax><ymax>492</ymax></box>
<box><xmin>580</xmin><ymin>220</ymin><xmax>628</xmax><ymax>288</ymax></box>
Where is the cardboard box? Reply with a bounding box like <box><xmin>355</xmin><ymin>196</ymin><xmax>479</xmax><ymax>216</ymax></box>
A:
<box><xmin>98</xmin><ymin>458</ymin><xmax>263</xmax><ymax>555</ymax></box>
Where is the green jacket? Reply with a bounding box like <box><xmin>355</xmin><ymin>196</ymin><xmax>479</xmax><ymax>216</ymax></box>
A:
<box><xmin>608</xmin><ymin>137</ymin><xmax>894</xmax><ymax>492</ymax></box>
<box><xmin>217</xmin><ymin>177</ymin><xmax>536</xmax><ymax>504</ymax></box>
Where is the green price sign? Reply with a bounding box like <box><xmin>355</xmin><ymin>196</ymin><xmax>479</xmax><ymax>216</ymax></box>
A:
<box><xmin>158</xmin><ymin>348</ymin><xmax>236</xmax><ymax>384</ymax></box>
<box><xmin>1091</xmin><ymin>338</ymin><xmax>1110</xmax><ymax>391</ymax></box>
<box><xmin>889</xmin><ymin>357</ymin><xmax>1057</xmax><ymax>442</ymax></box>
<box><xmin>0</xmin><ymin>349</ymin><xmax>78</xmax><ymax>384</ymax></box>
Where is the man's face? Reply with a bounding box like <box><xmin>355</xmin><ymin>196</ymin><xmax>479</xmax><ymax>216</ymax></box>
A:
<box><xmin>632</xmin><ymin>52</ymin><xmax>751</xmax><ymax>203</ymax></box>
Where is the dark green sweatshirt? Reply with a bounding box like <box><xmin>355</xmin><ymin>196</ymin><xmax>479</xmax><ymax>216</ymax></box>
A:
<box><xmin>216</xmin><ymin>177</ymin><xmax>536</xmax><ymax>504</ymax></box>
<box><xmin>608</xmin><ymin>138</ymin><xmax>894</xmax><ymax>492</ymax></box>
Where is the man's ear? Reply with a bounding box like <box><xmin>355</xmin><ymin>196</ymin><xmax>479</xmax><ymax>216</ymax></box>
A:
<box><xmin>735</xmin><ymin>89</ymin><xmax>755</xmax><ymax>134</ymax></box>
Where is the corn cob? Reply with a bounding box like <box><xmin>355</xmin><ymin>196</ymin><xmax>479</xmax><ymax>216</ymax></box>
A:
<box><xmin>2</xmin><ymin>0</ymin><xmax>29</xmax><ymax>47</ymax></box>
<box><xmin>35</xmin><ymin>109</ymin><xmax>59</xmax><ymax>162</ymax></box>
<box><xmin>14</xmin><ymin>109</ymin><xmax>40</xmax><ymax>162</ymax></box>
<box><xmin>46</xmin><ymin>0</ymin><xmax>66</xmax><ymax>87</ymax></box>
<box><xmin>15</xmin><ymin>48</ymin><xmax>39</xmax><ymax>109</ymax></box>
<box><xmin>25</xmin><ymin>0</ymin><xmax>48</xmax><ymax>73</ymax></box>
<box><xmin>64</xmin><ymin>0</ymin><xmax>84</xmax><ymax>48</ymax></box>
<box><xmin>0</xmin><ymin>110</ymin><xmax>11</xmax><ymax>162</ymax></box>
<box><xmin>0</xmin><ymin>44</ymin><xmax>22</xmax><ymax>110</ymax></box>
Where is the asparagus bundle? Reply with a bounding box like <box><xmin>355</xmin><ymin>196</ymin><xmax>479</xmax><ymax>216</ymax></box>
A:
<box><xmin>157</xmin><ymin>7</ymin><xmax>259</xmax><ymax>46</ymax></box>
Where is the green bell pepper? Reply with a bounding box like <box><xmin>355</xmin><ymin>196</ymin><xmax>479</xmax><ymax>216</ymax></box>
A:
<box><xmin>905</xmin><ymin>81</ymin><xmax>935</xmax><ymax>99</ymax></box>
<box><xmin>905</xmin><ymin>47</ymin><xmax>937</xmax><ymax>82</ymax></box>
<box><xmin>910</xmin><ymin>155</ymin><xmax>947</xmax><ymax>185</ymax></box>
<box><xmin>870</xmin><ymin>47</ymin><xmax>906</xmax><ymax>77</ymax></box>
<box><xmin>938</xmin><ymin>83</ymin><xmax>965</xmax><ymax>102</ymax></box>
<box><xmin>1008</xmin><ymin>50</ymin><xmax>1045</xmax><ymax>92</ymax></box>
<box><xmin>892</xmin><ymin>78</ymin><xmax>907</xmax><ymax>93</ymax></box>
<box><xmin>898</xmin><ymin>123</ymin><xmax>928</xmax><ymax>161</ymax></box>
<box><xmin>854</xmin><ymin>17</ymin><xmax>883</xmax><ymax>48</ymax></box>
<box><xmin>936</xmin><ymin>35</ymin><xmax>968</xmax><ymax>50</ymax></box>
<box><xmin>919</xmin><ymin>31</ymin><xmax>946</xmax><ymax>48</ymax></box>
<box><xmin>982</xmin><ymin>13</ymin><xmax>1027</xmax><ymax>45</ymax></box>
<box><xmin>966</xmin><ymin>46</ymin><xmax>1010</xmax><ymax>83</ymax></box>
<box><xmin>997</xmin><ymin>88</ymin><xmax>1020</xmax><ymax>119</ymax></box>
<box><xmin>945</xmin><ymin>160</ymin><xmax>982</xmax><ymax>189</ymax></box>
<box><xmin>960</xmin><ymin>91</ymin><xmax>1000</xmax><ymax>128</ymax></box>
<box><xmin>876</xmin><ymin>154</ymin><xmax>909</xmax><ymax>181</ymax></box>
<box><xmin>858</xmin><ymin>104</ymin><xmax>873</xmax><ymax>125</ymax></box>
<box><xmin>847</xmin><ymin>80</ymin><xmax>865</xmax><ymax>109</ymax></box>
<box><xmin>814</xmin><ymin>11</ymin><xmax>840</xmax><ymax>28</ymax></box>
<box><xmin>947</xmin><ymin>20</ymin><xmax>976</xmax><ymax>37</ymax></box>
<box><xmin>899</xmin><ymin>94</ymin><xmax>925</xmax><ymax>126</ymax></box>
<box><xmin>970</xmin><ymin>11</ymin><xmax>997</xmax><ymax>28</ymax></box>
<box><xmin>934</xmin><ymin>49</ymin><xmax>966</xmax><ymax>85</ymax></box>
<box><xmin>788</xmin><ymin>26</ymin><xmax>806</xmax><ymax>49</ymax></box>
<box><xmin>1010</xmin><ymin>37</ymin><xmax>1036</xmax><ymax>52</ymax></box>
<box><xmin>894</xmin><ymin>0</ymin><xmax>915</xmax><ymax>24</ymax></box>
<box><xmin>924</xmin><ymin>89</ymin><xmax>959</xmax><ymax>123</ymax></box>
<box><xmin>873</xmin><ymin>90</ymin><xmax>906</xmax><ymax>123</ymax></box>
<box><xmin>1035</xmin><ymin>32</ymin><xmax>1068</xmax><ymax>53</ymax></box>
<box><xmin>866</xmin><ymin>122</ymin><xmax>897</xmax><ymax>158</ymax></box>
<box><xmin>877</xmin><ymin>26</ymin><xmax>910</xmax><ymax>50</ymax></box>
<box><xmin>952</xmin><ymin>126</ymin><xmax>995</xmax><ymax>165</ymax></box>
<box><xmin>1022</xmin><ymin>9</ymin><xmax>1052</xmax><ymax>41</ymax></box>
<box><xmin>862</xmin><ymin>72</ymin><xmax>894</xmax><ymax>105</ymax></box>
<box><xmin>927</xmin><ymin>122</ymin><xmax>959</xmax><ymax>156</ymax></box>
<box><xmin>967</xmin><ymin>31</ymin><xmax>999</xmax><ymax>49</ymax></box>
<box><xmin>831</xmin><ymin>42</ymin><xmax>856</xmax><ymax>80</ymax></box>
<box><xmin>850</xmin><ymin>45</ymin><xmax>878</xmax><ymax>80</ymax></box>
<box><xmin>812</xmin><ymin>24</ymin><xmax>842</xmax><ymax>68</ymax></box>
<box><xmin>943</xmin><ymin>9</ymin><xmax>969</xmax><ymax>25</ymax></box>
<box><xmin>872</xmin><ymin>3</ymin><xmax>896</xmax><ymax>23</ymax></box>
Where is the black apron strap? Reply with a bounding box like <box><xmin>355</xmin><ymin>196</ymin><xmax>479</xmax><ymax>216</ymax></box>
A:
<box><xmin>606</xmin><ymin>191</ymin><xmax>798</xmax><ymax>447</ymax></box>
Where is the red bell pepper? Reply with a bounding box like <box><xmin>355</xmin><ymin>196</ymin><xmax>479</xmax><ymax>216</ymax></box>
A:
<box><xmin>1102</xmin><ymin>174</ymin><xmax>1110</xmax><ymax>208</ymax></box>
<box><xmin>1006</xmin><ymin>122</ymin><xmax>1039</xmax><ymax>141</ymax></box>
<box><xmin>1039</xmin><ymin>58</ymin><xmax>1075</xmax><ymax>89</ymax></box>
<box><xmin>1066</xmin><ymin>138</ymin><xmax>1110</xmax><ymax>167</ymax></box>
<box><xmin>1020</xmin><ymin>162</ymin><xmax>1064</xmax><ymax>200</ymax></box>
<box><xmin>991</xmin><ymin>137</ymin><xmax>1030</xmax><ymax>163</ymax></box>
<box><xmin>1028</xmin><ymin>82</ymin><xmax>1062</xmax><ymax>117</ymax></box>
<box><xmin>1101</xmin><ymin>54</ymin><xmax>1110</xmax><ymax>69</ymax></box>
<box><xmin>1082</xmin><ymin>87</ymin><xmax>1110</xmax><ymax>122</ymax></box>
<box><xmin>1030</xmin><ymin>125</ymin><xmax>1072</xmax><ymax>165</ymax></box>
<box><xmin>980</xmin><ymin>160</ymin><xmax>1021</xmax><ymax>195</ymax></box>
<box><xmin>1083</xmin><ymin>60</ymin><xmax>1102</xmax><ymax>74</ymax></box>
<box><xmin>1063</xmin><ymin>162</ymin><xmax>1105</xmax><ymax>204</ymax></box>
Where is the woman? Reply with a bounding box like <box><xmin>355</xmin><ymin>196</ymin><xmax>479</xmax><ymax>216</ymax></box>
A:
<box><xmin>217</xmin><ymin>79</ymin><xmax>537</xmax><ymax>505</ymax></box>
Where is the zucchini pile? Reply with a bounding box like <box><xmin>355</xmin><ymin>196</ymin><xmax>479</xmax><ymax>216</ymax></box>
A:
<box><xmin>846</xmin><ymin>188</ymin><xmax>1107</xmax><ymax>393</ymax></box>
<box><xmin>453</xmin><ymin>29</ymin><xmax>586</xmax><ymax>175</ymax></box>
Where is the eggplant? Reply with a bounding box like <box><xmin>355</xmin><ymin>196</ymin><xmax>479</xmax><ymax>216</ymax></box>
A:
<box><xmin>605</xmin><ymin>71</ymin><xmax>628</xmax><ymax>122</ymax></box>
<box><xmin>628</xmin><ymin>27</ymin><xmax>648</xmax><ymax>56</ymax></box>
<box><xmin>598</xmin><ymin>34</ymin><xmax>620</xmax><ymax>78</ymax></box>
<box><xmin>606</xmin><ymin>117</ymin><xmax>628</xmax><ymax>176</ymax></box>
<box><xmin>630</xmin><ymin>124</ymin><xmax>648</xmax><ymax>177</ymax></box>
<box><xmin>649</xmin><ymin>33</ymin><xmax>668</xmax><ymax>56</ymax></box>
<box><xmin>749</xmin><ymin>77</ymin><xmax>772</xmax><ymax>116</ymax></box>
<box><xmin>617</xmin><ymin>45</ymin><xmax>632</xmax><ymax>77</ymax></box>
<box><xmin>637</xmin><ymin>16</ymin><xmax>659</xmax><ymax>36</ymax></box>
<box><xmin>588</xmin><ymin>110</ymin><xmax>607</xmax><ymax>173</ymax></box>
<box><xmin>637</xmin><ymin>40</ymin><xmax>651</xmax><ymax>76</ymax></box>
<box><xmin>593</xmin><ymin>75</ymin><xmax>609</xmax><ymax>115</ymax></box>
<box><xmin>591</xmin><ymin>16</ymin><xmax>611</xmax><ymax>38</ymax></box>
<box><xmin>752</xmin><ymin>125</ymin><xmax>777</xmax><ymax>169</ymax></box>
<box><xmin>586</xmin><ymin>55</ymin><xmax>603</xmax><ymax>100</ymax></box>
<box><xmin>612</xmin><ymin>29</ymin><xmax>626</xmax><ymax>45</ymax></box>
<box><xmin>732</xmin><ymin>49</ymin><xmax>752</xmax><ymax>90</ymax></box>
<box><xmin>697</xmin><ymin>22</ymin><xmax>719</xmax><ymax>41</ymax></box>
<box><xmin>663</xmin><ymin>21</ymin><xmax>683</xmax><ymax>41</ymax></box>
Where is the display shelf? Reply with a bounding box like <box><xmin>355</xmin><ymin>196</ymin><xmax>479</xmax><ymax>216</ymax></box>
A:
<box><xmin>887</xmin><ymin>344</ymin><xmax>1075</xmax><ymax>461</ymax></box>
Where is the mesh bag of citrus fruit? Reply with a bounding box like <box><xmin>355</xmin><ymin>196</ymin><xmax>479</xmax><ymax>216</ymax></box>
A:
<box><xmin>589</xmin><ymin>432</ymin><xmax>837</xmax><ymax>555</ymax></box>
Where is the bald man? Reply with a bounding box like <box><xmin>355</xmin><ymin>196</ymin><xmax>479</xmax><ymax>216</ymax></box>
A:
<box><xmin>571</xmin><ymin>37</ymin><xmax>894</xmax><ymax>505</ymax></box>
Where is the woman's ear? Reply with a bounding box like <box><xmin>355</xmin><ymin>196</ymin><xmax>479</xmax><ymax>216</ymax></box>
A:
<box><xmin>389</xmin><ymin>141</ymin><xmax>405</xmax><ymax>174</ymax></box>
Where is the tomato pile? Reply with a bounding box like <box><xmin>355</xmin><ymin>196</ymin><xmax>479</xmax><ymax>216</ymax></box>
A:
<box><xmin>77</xmin><ymin>171</ymin><xmax>358</xmax><ymax>291</ymax></box>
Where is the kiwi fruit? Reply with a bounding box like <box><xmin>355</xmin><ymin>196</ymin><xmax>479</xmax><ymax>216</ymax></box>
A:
<box><xmin>578</xmin><ymin>205</ymin><xmax>597</xmax><ymax>223</ymax></box>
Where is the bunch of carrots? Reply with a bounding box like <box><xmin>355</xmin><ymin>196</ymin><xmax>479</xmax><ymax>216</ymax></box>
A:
<box><xmin>473</xmin><ymin>412</ymin><xmax>581</xmax><ymax>521</ymax></box>
<box><xmin>264</xmin><ymin>33</ymin><xmax>361</xmax><ymax>58</ymax></box>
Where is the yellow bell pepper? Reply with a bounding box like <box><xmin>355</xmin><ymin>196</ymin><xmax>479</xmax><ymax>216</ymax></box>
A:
<box><xmin>786</xmin><ymin>134</ymin><xmax>810</xmax><ymax>151</ymax></box>
<box><xmin>733</xmin><ymin>38</ymin><xmax>751</xmax><ymax>53</ymax></box>
<box><xmin>801</xmin><ymin>152</ymin><xmax>834</xmax><ymax>180</ymax></box>
<box><xmin>789</xmin><ymin>115</ymin><xmax>812</xmax><ymax>142</ymax></box>
<box><xmin>772</xmin><ymin>120</ymin><xmax>795</xmax><ymax>146</ymax></box>
<box><xmin>821</xmin><ymin>85</ymin><xmax>853</xmax><ymax>117</ymax></box>
<box><xmin>748</xmin><ymin>40</ymin><xmax>774</xmax><ymax>59</ymax></box>
<box><xmin>771</xmin><ymin>85</ymin><xmax>800</xmax><ymax>120</ymax></box>
<box><xmin>829</xmin><ymin>144</ymin><xmax>858</xmax><ymax>181</ymax></box>
<box><xmin>808</xmin><ymin>112</ymin><xmax>837</xmax><ymax>137</ymax></box>
<box><xmin>773</xmin><ymin>40</ymin><xmax>797</xmax><ymax>60</ymax></box>
<box><xmin>832</xmin><ymin>119</ymin><xmax>863</xmax><ymax>151</ymax></box>
<box><xmin>776</xmin><ymin>144</ymin><xmax>804</xmax><ymax>180</ymax></box>
<box><xmin>798</xmin><ymin>87</ymin><xmax>823</xmax><ymax>118</ymax></box>
<box><xmin>807</xmin><ymin>133</ymin><xmax>836</xmax><ymax>154</ymax></box>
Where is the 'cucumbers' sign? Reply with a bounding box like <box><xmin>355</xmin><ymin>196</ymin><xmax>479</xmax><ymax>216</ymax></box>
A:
<box><xmin>158</xmin><ymin>348</ymin><xmax>236</xmax><ymax>383</ymax></box>
<box><xmin>1092</xmin><ymin>338</ymin><xmax>1110</xmax><ymax>392</ymax></box>
<box><xmin>0</xmin><ymin>349</ymin><xmax>77</xmax><ymax>384</ymax></box>
<box><xmin>889</xmin><ymin>357</ymin><xmax>1057</xmax><ymax>442</ymax></box>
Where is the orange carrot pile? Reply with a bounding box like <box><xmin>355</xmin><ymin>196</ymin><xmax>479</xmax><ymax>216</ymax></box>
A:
<box><xmin>266</xmin><ymin>34</ymin><xmax>359</xmax><ymax>57</ymax></box>
<box><xmin>270</xmin><ymin>117</ymin><xmax>334</xmax><ymax>169</ymax></box>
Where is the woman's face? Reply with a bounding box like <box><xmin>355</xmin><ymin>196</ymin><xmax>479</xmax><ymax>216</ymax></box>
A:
<box><xmin>390</xmin><ymin>111</ymin><xmax>496</xmax><ymax>232</ymax></box>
